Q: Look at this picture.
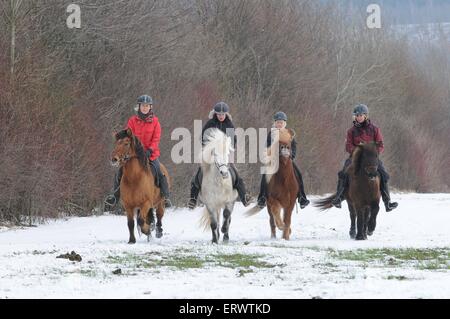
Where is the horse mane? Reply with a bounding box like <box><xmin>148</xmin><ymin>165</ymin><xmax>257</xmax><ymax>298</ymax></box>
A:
<box><xmin>201</xmin><ymin>128</ymin><xmax>232</xmax><ymax>164</ymax></box>
<box><xmin>350</xmin><ymin>143</ymin><xmax>378</xmax><ymax>175</ymax></box>
<box><xmin>115</xmin><ymin>129</ymin><xmax>149</xmax><ymax>170</ymax></box>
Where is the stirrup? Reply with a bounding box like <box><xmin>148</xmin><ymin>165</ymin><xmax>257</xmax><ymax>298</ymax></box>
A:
<box><xmin>242</xmin><ymin>194</ymin><xmax>254</xmax><ymax>207</ymax></box>
<box><xmin>188</xmin><ymin>198</ymin><xmax>197</xmax><ymax>210</ymax></box>
<box><xmin>385</xmin><ymin>201</ymin><xmax>398</xmax><ymax>212</ymax></box>
<box><xmin>104</xmin><ymin>194</ymin><xmax>117</xmax><ymax>211</ymax></box>
<box><xmin>164</xmin><ymin>198</ymin><xmax>173</xmax><ymax>208</ymax></box>
<box><xmin>299</xmin><ymin>197</ymin><xmax>310</xmax><ymax>209</ymax></box>
<box><xmin>257</xmin><ymin>197</ymin><xmax>267</xmax><ymax>209</ymax></box>
<box><xmin>331</xmin><ymin>197</ymin><xmax>342</xmax><ymax>209</ymax></box>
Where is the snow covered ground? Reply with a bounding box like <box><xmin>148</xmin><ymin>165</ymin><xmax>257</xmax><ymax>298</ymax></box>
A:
<box><xmin>0</xmin><ymin>193</ymin><xmax>449</xmax><ymax>299</ymax></box>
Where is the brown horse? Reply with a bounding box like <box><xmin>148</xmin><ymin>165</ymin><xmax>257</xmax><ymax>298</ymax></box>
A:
<box><xmin>246</xmin><ymin>128</ymin><xmax>299</xmax><ymax>240</ymax></box>
<box><xmin>315</xmin><ymin>143</ymin><xmax>381</xmax><ymax>240</ymax></box>
<box><xmin>111</xmin><ymin>129</ymin><xmax>170</xmax><ymax>244</ymax></box>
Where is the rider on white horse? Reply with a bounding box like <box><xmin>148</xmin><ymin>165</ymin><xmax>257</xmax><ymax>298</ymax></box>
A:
<box><xmin>188</xmin><ymin>102</ymin><xmax>253</xmax><ymax>209</ymax></box>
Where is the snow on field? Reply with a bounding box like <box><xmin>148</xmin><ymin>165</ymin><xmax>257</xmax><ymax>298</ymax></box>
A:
<box><xmin>0</xmin><ymin>193</ymin><xmax>449</xmax><ymax>299</ymax></box>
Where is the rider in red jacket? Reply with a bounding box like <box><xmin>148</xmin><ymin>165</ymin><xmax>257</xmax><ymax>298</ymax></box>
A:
<box><xmin>105</xmin><ymin>95</ymin><xmax>171</xmax><ymax>210</ymax></box>
<box><xmin>331</xmin><ymin>104</ymin><xmax>398</xmax><ymax>212</ymax></box>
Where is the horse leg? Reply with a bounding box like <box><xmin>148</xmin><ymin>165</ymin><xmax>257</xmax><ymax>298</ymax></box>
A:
<box><xmin>267</xmin><ymin>208</ymin><xmax>276</xmax><ymax>239</ymax></box>
<box><xmin>368</xmin><ymin>203</ymin><xmax>380</xmax><ymax>236</ymax></box>
<box><xmin>268</xmin><ymin>200</ymin><xmax>284</xmax><ymax>231</ymax></box>
<box><xmin>147</xmin><ymin>208</ymin><xmax>155</xmax><ymax>232</ymax></box>
<box><xmin>348</xmin><ymin>202</ymin><xmax>356</xmax><ymax>239</ymax></box>
<box><xmin>221</xmin><ymin>207</ymin><xmax>232</xmax><ymax>242</ymax></box>
<box><xmin>155</xmin><ymin>203</ymin><xmax>164</xmax><ymax>239</ymax></box>
<box><xmin>282</xmin><ymin>205</ymin><xmax>294</xmax><ymax>240</ymax></box>
<box><xmin>363</xmin><ymin>206</ymin><xmax>370</xmax><ymax>240</ymax></box>
<box><xmin>355</xmin><ymin>207</ymin><xmax>365</xmax><ymax>240</ymax></box>
<box><xmin>208</xmin><ymin>208</ymin><xmax>219</xmax><ymax>244</ymax></box>
<box><xmin>125</xmin><ymin>207</ymin><xmax>136</xmax><ymax>244</ymax></box>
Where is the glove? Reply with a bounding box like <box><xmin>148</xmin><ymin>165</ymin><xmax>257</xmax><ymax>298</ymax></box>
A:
<box><xmin>145</xmin><ymin>148</ymin><xmax>153</xmax><ymax>159</ymax></box>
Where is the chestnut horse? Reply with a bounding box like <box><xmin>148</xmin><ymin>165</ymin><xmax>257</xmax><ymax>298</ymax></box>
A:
<box><xmin>315</xmin><ymin>143</ymin><xmax>381</xmax><ymax>240</ymax></box>
<box><xmin>246</xmin><ymin>128</ymin><xmax>299</xmax><ymax>240</ymax></box>
<box><xmin>111</xmin><ymin>129</ymin><xmax>170</xmax><ymax>243</ymax></box>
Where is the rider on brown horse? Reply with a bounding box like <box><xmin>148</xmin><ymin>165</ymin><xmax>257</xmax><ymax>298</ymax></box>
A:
<box><xmin>331</xmin><ymin>104</ymin><xmax>398</xmax><ymax>212</ymax></box>
<box><xmin>257</xmin><ymin>112</ymin><xmax>310</xmax><ymax>209</ymax></box>
<box><xmin>188</xmin><ymin>102</ymin><xmax>253</xmax><ymax>209</ymax></box>
<box><xmin>105</xmin><ymin>95</ymin><xmax>172</xmax><ymax>210</ymax></box>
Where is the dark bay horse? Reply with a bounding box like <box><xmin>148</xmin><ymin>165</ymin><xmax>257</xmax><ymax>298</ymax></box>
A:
<box><xmin>246</xmin><ymin>128</ymin><xmax>299</xmax><ymax>240</ymax></box>
<box><xmin>315</xmin><ymin>143</ymin><xmax>381</xmax><ymax>240</ymax></box>
<box><xmin>111</xmin><ymin>129</ymin><xmax>170</xmax><ymax>244</ymax></box>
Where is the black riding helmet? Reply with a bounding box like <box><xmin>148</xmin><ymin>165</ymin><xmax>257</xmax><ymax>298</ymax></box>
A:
<box><xmin>214</xmin><ymin>102</ymin><xmax>230</xmax><ymax>114</ymax></box>
<box><xmin>273</xmin><ymin>111</ymin><xmax>288</xmax><ymax>122</ymax></box>
<box><xmin>353</xmin><ymin>104</ymin><xmax>369</xmax><ymax>116</ymax></box>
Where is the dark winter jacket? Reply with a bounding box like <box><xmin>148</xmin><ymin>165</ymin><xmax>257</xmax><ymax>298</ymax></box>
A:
<box><xmin>202</xmin><ymin>114</ymin><xmax>237</xmax><ymax>146</ymax></box>
<box><xmin>346</xmin><ymin>120</ymin><xmax>384</xmax><ymax>155</ymax></box>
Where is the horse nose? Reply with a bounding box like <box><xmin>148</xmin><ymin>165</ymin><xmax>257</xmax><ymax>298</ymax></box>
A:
<box><xmin>111</xmin><ymin>157</ymin><xmax>119</xmax><ymax>166</ymax></box>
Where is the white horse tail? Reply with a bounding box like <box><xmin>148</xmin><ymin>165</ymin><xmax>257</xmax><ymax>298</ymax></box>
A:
<box><xmin>199</xmin><ymin>207</ymin><xmax>210</xmax><ymax>231</ymax></box>
<box><xmin>244</xmin><ymin>205</ymin><xmax>263</xmax><ymax>217</ymax></box>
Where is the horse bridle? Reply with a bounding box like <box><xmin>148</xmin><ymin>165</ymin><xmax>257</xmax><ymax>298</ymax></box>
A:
<box><xmin>114</xmin><ymin>150</ymin><xmax>138</xmax><ymax>166</ymax></box>
<box><xmin>280</xmin><ymin>144</ymin><xmax>291</xmax><ymax>158</ymax></box>
<box><xmin>365</xmin><ymin>165</ymin><xmax>379</xmax><ymax>180</ymax></box>
<box><xmin>213</xmin><ymin>152</ymin><xmax>229</xmax><ymax>177</ymax></box>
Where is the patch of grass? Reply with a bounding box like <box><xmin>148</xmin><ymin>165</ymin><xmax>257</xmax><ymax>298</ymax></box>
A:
<box><xmin>330</xmin><ymin>248</ymin><xmax>450</xmax><ymax>270</ymax></box>
<box><xmin>214</xmin><ymin>253</ymin><xmax>277</xmax><ymax>269</ymax></box>
<box><xmin>158</xmin><ymin>256</ymin><xmax>204</xmax><ymax>269</ymax></box>
<box><xmin>106</xmin><ymin>252</ymin><xmax>282</xmax><ymax>272</ymax></box>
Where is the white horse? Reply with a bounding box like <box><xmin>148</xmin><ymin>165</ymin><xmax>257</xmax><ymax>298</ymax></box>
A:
<box><xmin>199</xmin><ymin>128</ymin><xmax>238</xmax><ymax>243</ymax></box>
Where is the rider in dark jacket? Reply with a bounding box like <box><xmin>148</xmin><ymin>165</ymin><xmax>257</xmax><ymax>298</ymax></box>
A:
<box><xmin>188</xmin><ymin>102</ymin><xmax>252</xmax><ymax>209</ymax></box>
<box><xmin>331</xmin><ymin>104</ymin><xmax>398</xmax><ymax>212</ymax></box>
<box><xmin>257</xmin><ymin>112</ymin><xmax>310</xmax><ymax>209</ymax></box>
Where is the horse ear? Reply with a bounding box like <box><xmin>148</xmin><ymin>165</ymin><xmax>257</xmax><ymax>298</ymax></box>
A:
<box><xmin>126</xmin><ymin>128</ymin><xmax>133</xmax><ymax>137</ymax></box>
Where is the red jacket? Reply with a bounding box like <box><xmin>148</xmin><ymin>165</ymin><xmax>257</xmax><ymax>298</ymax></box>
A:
<box><xmin>126</xmin><ymin>115</ymin><xmax>161</xmax><ymax>161</ymax></box>
<box><xmin>345</xmin><ymin>120</ymin><xmax>384</xmax><ymax>155</ymax></box>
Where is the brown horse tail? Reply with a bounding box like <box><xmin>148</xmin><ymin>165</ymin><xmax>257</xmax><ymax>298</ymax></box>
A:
<box><xmin>244</xmin><ymin>205</ymin><xmax>263</xmax><ymax>217</ymax></box>
<box><xmin>313</xmin><ymin>194</ymin><xmax>336</xmax><ymax>211</ymax></box>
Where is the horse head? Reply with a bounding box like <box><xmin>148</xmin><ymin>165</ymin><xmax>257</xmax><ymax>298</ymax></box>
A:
<box><xmin>278</xmin><ymin>128</ymin><xmax>296</xmax><ymax>160</ymax></box>
<box><xmin>111</xmin><ymin>129</ymin><xmax>136</xmax><ymax>167</ymax></box>
<box><xmin>202</xmin><ymin>129</ymin><xmax>232</xmax><ymax>179</ymax></box>
<box><xmin>352</xmin><ymin>142</ymin><xmax>379</xmax><ymax>180</ymax></box>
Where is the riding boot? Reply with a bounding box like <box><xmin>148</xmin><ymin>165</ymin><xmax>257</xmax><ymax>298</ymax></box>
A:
<box><xmin>159</xmin><ymin>174</ymin><xmax>172</xmax><ymax>208</ymax></box>
<box><xmin>104</xmin><ymin>167</ymin><xmax>122</xmax><ymax>211</ymax></box>
<box><xmin>257</xmin><ymin>175</ymin><xmax>268</xmax><ymax>209</ymax></box>
<box><xmin>331</xmin><ymin>171</ymin><xmax>347</xmax><ymax>209</ymax></box>
<box><xmin>293</xmin><ymin>162</ymin><xmax>310</xmax><ymax>209</ymax></box>
<box><xmin>188</xmin><ymin>167</ymin><xmax>202</xmax><ymax>210</ymax></box>
<box><xmin>230</xmin><ymin>164</ymin><xmax>252</xmax><ymax>207</ymax></box>
<box><xmin>380</xmin><ymin>178</ymin><xmax>398</xmax><ymax>212</ymax></box>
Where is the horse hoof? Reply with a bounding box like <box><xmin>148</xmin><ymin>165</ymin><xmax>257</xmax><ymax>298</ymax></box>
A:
<box><xmin>349</xmin><ymin>233</ymin><xmax>356</xmax><ymax>239</ymax></box>
<box><xmin>128</xmin><ymin>239</ymin><xmax>136</xmax><ymax>244</ymax></box>
<box><xmin>223</xmin><ymin>235</ymin><xmax>229</xmax><ymax>242</ymax></box>
<box><xmin>367</xmin><ymin>231</ymin><xmax>373</xmax><ymax>236</ymax></box>
<box><xmin>156</xmin><ymin>231</ymin><xmax>163</xmax><ymax>239</ymax></box>
<box><xmin>355</xmin><ymin>236</ymin><xmax>365</xmax><ymax>241</ymax></box>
